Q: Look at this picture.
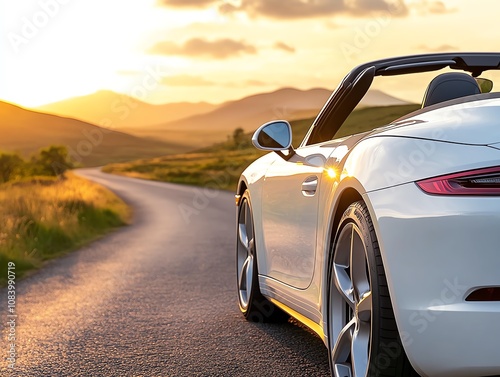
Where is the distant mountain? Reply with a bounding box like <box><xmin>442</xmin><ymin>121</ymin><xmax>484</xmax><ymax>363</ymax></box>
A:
<box><xmin>358</xmin><ymin>89</ymin><xmax>409</xmax><ymax>107</ymax></box>
<box><xmin>36</xmin><ymin>90</ymin><xmax>218</xmax><ymax>129</ymax></box>
<box><xmin>123</xmin><ymin>88</ymin><xmax>328</xmax><ymax>147</ymax></box>
<box><xmin>151</xmin><ymin>87</ymin><xmax>408</xmax><ymax>131</ymax></box>
<box><xmin>32</xmin><ymin>87</ymin><xmax>409</xmax><ymax>151</ymax></box>
<box><xmin>0</xmin><ymin>101</ymin><xmax>188</xmax><ymax>166</ymax></box>
<box><xmin>125</xmin><ymin>87</ymin><xmax>409</xmax><ymax>148</ymax></box>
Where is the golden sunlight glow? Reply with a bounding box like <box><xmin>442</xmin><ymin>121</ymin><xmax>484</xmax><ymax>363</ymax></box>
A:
<box><xmin>268</xmin><ymin>297</ymin><xmax>324</xmax><ymax>339</ymax></box>
<box><xmin>326</xmin><ymin>168</ymin><xmax>337</xmax><ymax>179</ymax></box>
<box><xmin>1</xmin><ymin>0</ymin><xmax>499</xmax><ymax>107</ymax></box>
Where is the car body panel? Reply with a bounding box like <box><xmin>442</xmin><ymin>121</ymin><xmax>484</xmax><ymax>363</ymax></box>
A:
<box><xmin>374</xmin><ymin>95</ymin><xmax>500</xmax><ymax>145</ymax></box>
<box><xmin>260</xmin><ymin>145</ymin><xmax>325</xmax><ymax>289</ymax></box>
<box><xmin>343</xmin><ymin>136</ymin><xmax>500</xmax><ymax>192</ymax></box>
<box><xmin>367</xmin><ymin>182</ymin><xmax>500</xmax><ymax>377</ymax></box>
<box><xmin>241</xmin><ymin>112</ymin><xmax>500</xmax><ymax>375</ymax></box>
<box><xmin>237</xmin><ymin>53</ymin><xmax>500</xmax><ymax>376</ymax></box>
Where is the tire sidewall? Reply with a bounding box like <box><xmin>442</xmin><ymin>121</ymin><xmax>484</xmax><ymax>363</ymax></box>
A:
<box><xmin>237</xmin><ymin>190</ymin><xmax>287</xmax><ymax>323</ymax></box>
<box><xmin>237</xmin><ymin>191</ymin><xmax>255</xmax><ymax>315</ymax></box>
<box><xmin>327</xmin><ymin>202</ymin><xmax>384</xmax><ymax>377</ymax></box>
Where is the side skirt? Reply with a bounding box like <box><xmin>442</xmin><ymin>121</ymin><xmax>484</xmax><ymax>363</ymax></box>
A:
<box><xmin>259</xmin><ymin>275</ymin><xmax>327</xmax><ymax>345</ymax></box>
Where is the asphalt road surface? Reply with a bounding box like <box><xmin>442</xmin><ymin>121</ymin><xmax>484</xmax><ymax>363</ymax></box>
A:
<box><xmin>1</xmin><ymin>168</ymin><xmax>329</xmax><ymax>377</ymax></box>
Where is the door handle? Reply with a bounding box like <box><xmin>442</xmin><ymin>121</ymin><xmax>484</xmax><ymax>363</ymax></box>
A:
<box><xmin>302</xmin><ymin>176</ymin><xmax>318</xmax><ymax>196</ymax></box>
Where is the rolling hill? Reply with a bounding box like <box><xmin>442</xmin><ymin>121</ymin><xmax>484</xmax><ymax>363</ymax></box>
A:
<box><xmin>124</xmin><ymin>87</ymin><xmax>409</xmax><ymax>148</ymax></box>
<box><xmin>358</xmin><ymin>89</ymin><xmax>408</xmax><ymax>107</ymax></box>
<box><xmin>150</xmin><ymin>87</ymin><xmax>408</xmax><ymax>131</ymax></box>
<box><xmin>33</xmin><ymin>87</ymin><xmax>409</xmax><ymax>150</ymax></box>
<box><xmin>37</xmin><ymin>90</ymin><xmax>218</xmax><ymax>129</ymax></box>
<box><xmin>0</xmin><ymin>101</ymin><xmax>188</xmax><ymax>166</ymax></box>
<box><xmin>149</xmin><ymin>87</ymin><xmax>331</xmax><ymax>132</ymax></box>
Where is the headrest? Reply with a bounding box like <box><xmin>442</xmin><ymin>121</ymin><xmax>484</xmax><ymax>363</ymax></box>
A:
<box><xmin>422</xmin><ymin>72</ymin><xmax>480</xmax><ymax>108</ymax></box>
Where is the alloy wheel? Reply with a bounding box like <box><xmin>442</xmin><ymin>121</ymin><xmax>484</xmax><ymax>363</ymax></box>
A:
<box><xmin>237</xmin><ymin>198</ymin><xmax>255</xmax><ymax>310</ymax></box>
<box><xmin>330</xmin><ymin>222</ymin><xmax>372</xmax><ymax>377</ymax></box>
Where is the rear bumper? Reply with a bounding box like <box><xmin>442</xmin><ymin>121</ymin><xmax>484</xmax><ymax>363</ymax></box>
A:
<box><xmin>366</xmin><ymin>183</ymin><xmax>500</xmax><ymax>377</ymax></box>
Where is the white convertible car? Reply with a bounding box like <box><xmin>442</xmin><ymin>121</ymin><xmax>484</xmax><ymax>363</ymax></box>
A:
<box><xmin>235</xmin><ymin>53</ymin><xmax>500</xmax><ymax>377</ymax></box>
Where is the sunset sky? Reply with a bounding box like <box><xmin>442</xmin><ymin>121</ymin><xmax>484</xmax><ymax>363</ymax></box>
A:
<box><xmin>1</xmin><ymin>0</ymin><xmax>499</xmax><ymax>107</ymax></box>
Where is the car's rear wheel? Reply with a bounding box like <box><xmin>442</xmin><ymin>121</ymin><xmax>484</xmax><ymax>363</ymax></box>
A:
<box><xmin>237</xmin><ymin>190</ymin><xmax>288</xmax><ymax>323</ymax></box>
<box><xmin>328</xmin><ymin>201</ymin><xmax>417</xmax><ymax>377</ymax></box>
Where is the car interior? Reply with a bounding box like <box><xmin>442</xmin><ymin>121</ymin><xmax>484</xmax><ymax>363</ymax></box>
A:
<box><xmin>421</xmin><ymin>72</ymin><xmax>482</xmax><ymax>107</ymax></box>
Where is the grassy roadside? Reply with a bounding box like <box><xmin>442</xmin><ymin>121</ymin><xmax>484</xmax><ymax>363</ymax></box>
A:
<box><xmin>103</xmin><ymin>104</ymin><xmax>420</xmax><ymax>190</ymax></box>
<box><xmin>102</xmin><ymin>114</ymin><xmax>315</xmax><ymax>191</ymax></box>
<box><xmin>103</xmin><ymin>148</ymin><xmax>265</xmax><ymax>191</ymax></box>
<box><xmin>0</xmin><ymin>173</ymin><xmax>130</xmax><ymax>285</ymax></box>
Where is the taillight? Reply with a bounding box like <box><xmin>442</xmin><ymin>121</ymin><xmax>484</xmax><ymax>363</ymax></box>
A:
<box><xmin>416</xmin><ymin>166</ymin><xmax>500</xmax><ymax>195</ymax></box>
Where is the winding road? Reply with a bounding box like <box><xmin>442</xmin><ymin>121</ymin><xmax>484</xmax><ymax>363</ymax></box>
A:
<box><xmin>1</xmin><ymin>168</ymin><xmax>329</xmax><ymax>376</ymax></box>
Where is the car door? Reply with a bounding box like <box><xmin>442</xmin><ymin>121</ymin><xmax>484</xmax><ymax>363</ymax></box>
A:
<box><xmin>260</xmin><ymin>143</ymin><xmax>335</xmax><ymax>289</ymax></box>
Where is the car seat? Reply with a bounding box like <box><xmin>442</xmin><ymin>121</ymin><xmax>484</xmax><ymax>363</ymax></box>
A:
<box><xmin>421</xmin><ymin>72</ymin><xmax>481</xmax><ymax>108</ymax></box>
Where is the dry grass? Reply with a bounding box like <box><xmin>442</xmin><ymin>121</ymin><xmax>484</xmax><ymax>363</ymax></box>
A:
<box><xmin>0</xmin><ymin>173</ymin><xmax>130</xmax><ymax>283</ymax></box>
<box><xmin>103</xmin><ymin>149</ymin><xmax>264</xmax><ymax>191</ymax></box>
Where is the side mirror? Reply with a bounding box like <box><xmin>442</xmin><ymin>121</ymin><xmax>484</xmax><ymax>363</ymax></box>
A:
<box><xmin>252</xmin><ymin>120</ymin><xmax>292</xmax><ymax>151</ymax></box>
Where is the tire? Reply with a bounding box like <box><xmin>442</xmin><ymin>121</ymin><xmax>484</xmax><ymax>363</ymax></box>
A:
<box><xmin>328</xmin><ymin>201</ymin><xmax>418</xmax><ymax>377</ymax></box>
<box><xmin>236</xmin><ymin>190</ymin><xmax>288</xmax><ymax>323</ymax></box>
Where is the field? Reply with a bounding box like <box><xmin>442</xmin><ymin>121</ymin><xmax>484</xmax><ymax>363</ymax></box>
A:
<box><xmin>104</xmin><ymin>104</ymin><xmax>420</xmax><ymax>190</ymax></box>
<box><xmin>103</xmin><ymin>148</ymin><xmax>264</xmax><ymax>191</ymax></box>
<box><xmin>0</xmin><ymin>173</ymin><xmax>130</xmax><ymax>284</ymax></box>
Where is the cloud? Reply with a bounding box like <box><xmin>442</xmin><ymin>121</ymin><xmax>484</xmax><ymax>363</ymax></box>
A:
<box><xmin>157</xmin><ymin>0</ymin><xmax>217</xmax><ymax>7</ymax></box>
<box><xmin>160</xmin><ymin>75</ymin><xmax>215</xmax><ymax>86</ymax></box>
<box><xmin>411</xmin><ymin>1</ymin><xmax>456</xmax><ymax>15</ymax></box>
<box><xmin>221</xmin><ymin>79</ymin><xmax>269</xmax><ymax>88</ymax></box>
<box><xmin>245</xmin><ymin>79</ymin><xmax>267</xmax><ymax>86</ymax></box>
<box><xmin>220</xmin><ymin>0</ymin><xmax>343</xmax><ymax>19</ymax></box>
<box><xmin>352</xmin><ymin>0</ymin><xmax>404</xmax><ymax>13</ymax></box>
<box><xmin>219</xmin><ymin>0</ymin><xmax>409</xmax><ymax>19</ymax></box>
<box><xmin>157</xmin><ymin>0</ymin><xmax>452</xmax><ymax>19</ymax></box>
<box><xmin>416</xmin><ymin>44</ymin><xmax>458</xmax><ymax>52</ymax></box>
<box><xmin>274</xmin><ymin>42</ymin><xmax>295</xmax><ymax>53</ymax></box>
<box><xmin>148</xmin><ymin>38</ymin><xmax>257</xmax><ymax>59</ymax></box>
<box><xmin>156</xmin><ymin>0</ymin><xmax>454</xmax><ymax>20</ymax></box>
<box><xmin>219</xmin><ymin>3</ymin><xmax>239</xmax><ymax>14</ymax></box>
<box><xmin>425</xmin><ymin>1</ymin><xmax>448</xmax><ymax>13</ymax></box>
<box><xmin>324</xmin><ymin>20</ymin><xmax>339</xmax><ymax>29</ymax></box>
